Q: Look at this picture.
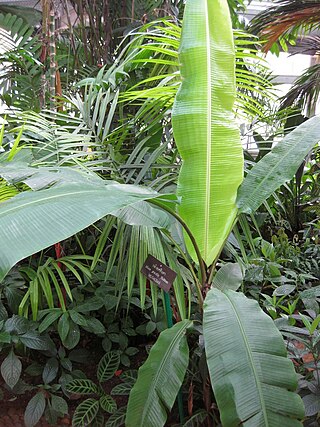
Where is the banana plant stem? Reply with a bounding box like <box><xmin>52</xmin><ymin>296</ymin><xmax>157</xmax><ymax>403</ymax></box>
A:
<box><xmin>149</xmin><ymin>200</ymin><xmax>207</xmax><ymax>290</ymax></box>
<box><xmin>162</xmin><ymin>229</ymin><xmax>203</xmax><ymax>307</ymax></box>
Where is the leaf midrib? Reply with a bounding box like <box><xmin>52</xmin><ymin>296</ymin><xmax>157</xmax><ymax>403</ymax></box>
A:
<box><xmin>0</xmin><ymin>186</ymin><xmax>153</xmax><ymax>217</ymax></box>
<box><xmin>226</xmin><ymin>292</ymin><xmax>268</xmax><ymax>425</ymax></box>
<box><xmin>239</xmin><ymin>119</ymin><xmax>320</xmax><ymax>212</ymax></box>
<box><xmin>204</xmin><ymin>0</ymin><xmax>212</xmax><ymax>260</ymax></box>
<box><xmin>142</xmin><ymin>321</ymin><xmax>190</xmax><ymax>423</ymax></box>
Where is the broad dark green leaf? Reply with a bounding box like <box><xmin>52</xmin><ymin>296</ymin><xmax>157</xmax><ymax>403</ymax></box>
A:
<box><xmin>1</xmin><ymin>350</ymin><xmax>22</xmax><ymax>389</ymax></box>
<box><xmin>75</xmin><ymin>296</ymin><xmax>105</xmax><ymax>313</ymax></box>
<box><xmin>63</xmin><ymin>320</ymin><xmax>80</xmax><ymax>350</ymax></box>
<box><xmin>25</xmin><ymin>363</ymin><xmax>43</xmax><ymax>377</ymax></box>
<box><xmin>69</xmin><ymin>310</ymin><xmax>88</xmax><ymax>327</ymax></box>
<box><xmin>203</xmin><ymin>289</ymin><xmax>304</xmax><ymax>426</ymax></box>
<box><xmin>69</xmin><ymin>349</ymin><xmax>91</xmax><ymax>364</ymax></box>
<box><xmin>0</xmin><ymin>331</ymin><xmax>11</xmax><ymax>343</ymax></box>
<box><xmin>303</xmin><ymin>394</ymin><xmax>320</xmax><ymax>417</ymax></box>
<box><xmin>42</xmin><ymin>358</ymin><xmax>59</xmax><ymax>384</ymax></box>
<box><xmin>126</xmin><ymin>319</ymin><xmax>192</xmax><ymax>427</ymax></box>
<box><xmin>58</xmin><ymin>313</ymin><xmax>70</xmax><ymax>342</ymax></box>
<box><xmin>50</xmin><ymin>395</ymin><xmax>68</xmax><ymax>417</ymax></box>
<box><xmin>0</xmin><ymin>301</ymin><xmax>8</xmax><ymax>321</ymax></box>
<box><xmin>24</xmin><ymin>392</ymin><xmax>46</xmax><ymax>427</ymax></box>
<box><xmin>19</xmin><ymin>331</ymin><xmax>51</xmax><ymax>350</ymax></box>
<box><xmin>83</xmin><ymin>317</ymin><xmax>106</xmax><ymax>335</ymax></box>
<box><xmin>38</xmin><ymin>310</ymin><xmax>62</xmax><ymax>333</ymax></box>
<box><xmin>273</xmin><ymin>285</ymin><xmax>296</xmax><ymax>297</ymax></box>
<box><xmin>4</xmin><ymin>315</ymin><xmax>29</xmax><ymax>334</ymax></box>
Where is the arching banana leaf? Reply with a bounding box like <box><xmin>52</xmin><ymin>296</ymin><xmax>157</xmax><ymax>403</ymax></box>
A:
<box><xmin>172</xmin><ymin>0</ymin><xmax>243</xmax><ymax>266</ymax></box>
<box><xmin>203</xmin><ymin>288</ymin><xmax>304</xmax><ymax>426</ymax></box>
<box><xmin>0</xmin><ymin>181</ymin><xmax>173</xmax><ymax>282</ymax></box>
<box><xmin>237</xmin><ymin>115</ymin><xmax>320</xmax><ymax>215</ymax></box>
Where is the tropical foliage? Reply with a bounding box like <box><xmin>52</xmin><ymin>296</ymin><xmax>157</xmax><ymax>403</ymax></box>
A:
<box><xmin>0</xmin><ymin>0</ymin><xmax>319</xmax><ymax>426</ymax></box>
<box><xmin>251</xmin><ymin>0</ymin><xmax>320</xmax><ymax>114</ymax></box>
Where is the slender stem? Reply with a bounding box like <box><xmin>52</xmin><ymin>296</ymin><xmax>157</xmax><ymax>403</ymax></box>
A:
<box><xmin>162</xmin><ymin>229</ymin><xmax>203</xmax><ymax>307</ymax></box>
<box><xmin>49</xmin><ymin>2</ymin><xmax>56</xmax><ymax>108</ymax></box>
<box><xmin>163</xmin><ymin>291</ymin><xmax>184</xmax><ymax>422</ymax></box>
<box><xmin>149</xmin><ymin>199</ymin><xmax>207</xmax><ymax>289</ymax></box>
<box><xmin>207</xmin><ymin>259</ymin><xmax>217</xmax><ymax>285</ymax></box>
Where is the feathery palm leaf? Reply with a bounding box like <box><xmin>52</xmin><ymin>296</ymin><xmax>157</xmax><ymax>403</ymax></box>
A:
<box><xmin>113</xmin><ymin>20</ymin><xmax>274</xmax><ymax>120</ymax></box>
<box><xmin>280</xmin><ymin>63</ymin><xmax>320</xmax><ymax>115</ymax></box>
<box><xmin>251</xmin><ymin>0</ymin><xmax>320</xmax><ymax>52</ymax></box>
<box><xmin>0</xmin><ymin>4</ymin><xmax>41</xmax><ymax>26</ymax></box>
<box><xmin>0</xmin><ymin>12</ymin><xmax>42</xmax><ymax>111</ymax></box>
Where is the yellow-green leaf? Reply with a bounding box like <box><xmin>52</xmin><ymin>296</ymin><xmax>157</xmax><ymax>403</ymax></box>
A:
<box><xmin>172</xmin><ymin>0</ymin><xmax>243</xmax><ymax>265</ymax></box>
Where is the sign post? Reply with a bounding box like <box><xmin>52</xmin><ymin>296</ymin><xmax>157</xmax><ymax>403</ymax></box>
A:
<box><xmin>141</xmin><ymin>254</ymin><xmax>184</xmax><ymax>423</ymax></box>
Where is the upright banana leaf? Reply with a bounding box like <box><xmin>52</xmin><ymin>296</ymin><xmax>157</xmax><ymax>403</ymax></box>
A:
<box><xmin>203</xmin><ymin>288</ymin><xmax>304</xmax><ymax>426</ymax></box>
<box><xmin>0</xmin><ymin>180</ymin><xmax>172</xmax><ymax>282</ymax></box>
<box><xmin>237</xmin><ymin>116</ymin><xmax>320</xmax><ymax>214</ymax></box>
<box><xmin>172</xmin><ymin>0</ymin><xmax>243</xmax><ymax>265</ymax></box>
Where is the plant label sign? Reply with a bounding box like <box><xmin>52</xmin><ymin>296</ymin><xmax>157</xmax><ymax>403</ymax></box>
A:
<box><xmin>141</xmin><ymin>255</ymin><xmax>177</xmax><ymax>293</ymax></box>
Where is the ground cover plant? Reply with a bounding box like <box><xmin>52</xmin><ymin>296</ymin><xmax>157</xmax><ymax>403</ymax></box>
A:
<box><xmin>0</xmin><ymin>0</ymin><xmax>319</xmax><ymax>426</ymax></box>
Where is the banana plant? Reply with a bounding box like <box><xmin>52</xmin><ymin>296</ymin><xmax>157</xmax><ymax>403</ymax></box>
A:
<box><xmin>0</xmin><ymin>0</ymin><xmax>320</xmax><ymax>425</ymax></box>
<box><xmin>126</xmin><ymin>0</ymin><xmax>318</xmax><ymax>425</ymax></box>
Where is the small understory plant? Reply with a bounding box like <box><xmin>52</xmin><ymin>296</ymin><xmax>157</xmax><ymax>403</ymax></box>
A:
<box><xmin>67</xmin><ymin>351</ymin><xmax>134</xmax><ymax>427</ymax></box>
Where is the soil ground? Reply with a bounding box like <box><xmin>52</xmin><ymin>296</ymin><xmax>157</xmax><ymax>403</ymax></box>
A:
<box><xmin>0</xmin><ymin>345</ymin><xmax>145</xmax><ymax>427</ymax></box>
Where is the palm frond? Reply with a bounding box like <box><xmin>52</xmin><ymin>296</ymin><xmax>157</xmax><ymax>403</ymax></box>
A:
<box><xmin>92</xmin><ymin>217</ymin><xmax>189</xmax><ymax>319</ymax></box>
<box><xmin>0</xmin><ymin>4</ymin><xmax>41</xmax><ymax>26</ymax></box>
<box><xmin>0</xmin><ymin>12</ymin><xmax>42</xmax><ymax>111</ymax></box>
<box><xmin>250</xmin><ymin>0</ymin><xmax>320</xmax><ymax>52</ymax></box>
<box><xmin>288</xmin><ymin>34</ymin><xmax>320</xmax><ymax>55</ymax></box>
<box><xmin>280</xmin><ymin>63</ymin><xmax>320</xmax><ymax>115</ymax></box>
<box><xmin>82</xmin><ymin>19</ymin><xmax>274</xmax><ymax>121</ymax></box>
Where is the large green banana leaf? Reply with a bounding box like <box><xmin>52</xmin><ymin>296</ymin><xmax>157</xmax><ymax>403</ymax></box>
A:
<box><xmin>172</xmin><ymin>0</ymin><xmax>243</xmax><ymax>265</ymax></box>
<box><xmin>114</xmin><ymin>201</ymin><xmax>174</xmax><ymax>229</ymax></box>
<box><xmin>0</xmin><ymin>163</ymin><xmax>103</xmax><ymax>190</ymax></box>
<box><xmin>237</xmin><ymin>116</ymin><xmax>320</xmax><ymax>214</ymax></box>
<box><xmin>203</xmin><ymin>288</ymin><xmax>304</xmax><ymax>427</ymax></box>
<box><xmin>0</xmin><ymin>182</ymin><xmax>171</xmax><ymax>282</ymax></box>
<box><xmin>126</xmin><ymin>320</ymin><xmax>192</xmax><ymax>427</ymax></box>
